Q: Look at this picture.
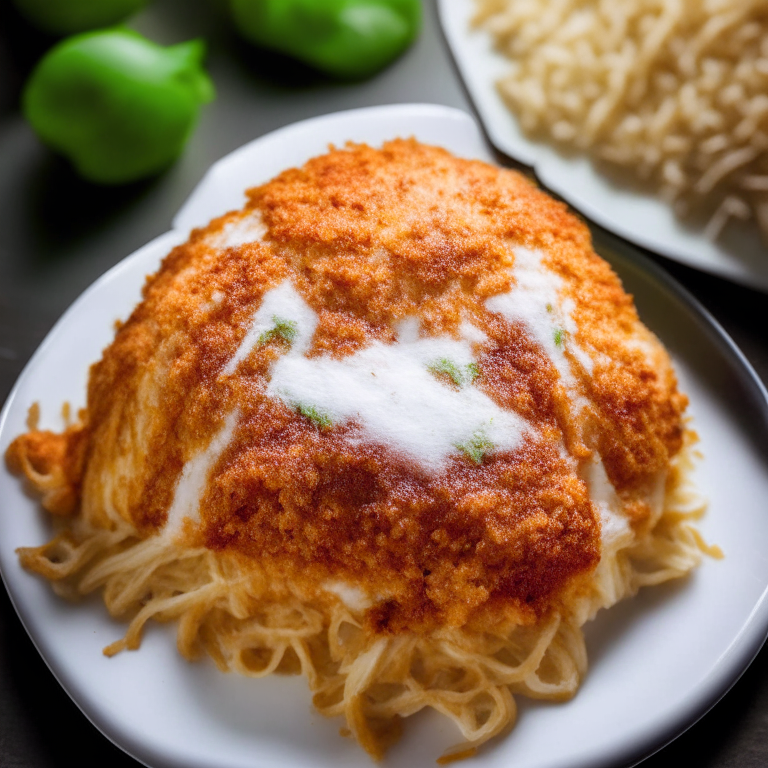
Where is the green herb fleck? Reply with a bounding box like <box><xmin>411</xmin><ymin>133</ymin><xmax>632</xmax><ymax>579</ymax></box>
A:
<box><xmin>258</xmin><ymin>316</ymin><xmax>298</xmax><ymax>347</ymax></box>
<box><xmin>430</xmin><ymin>357</ymin><xmax>463</xmax><ymax>385</ymax></box>
<box><xmin>546</xmin><ymin>303</ymin><xmax>553</xmax><ymax>313</ymax></box>
<box><xmin>429</xmin><ymin>358</ymin><xmax>481</xmax><ymax>387</ymax></box>
<box><xmin>296</xmin><ymin>403</ymin><xmax>332</xmax><ymax>430</ymax></box>
<box><xmin>456</xmin><ymin>431</ymin><xmax>494</xmax><ymax>464</ymax></box>
<box><xmin>554</xmin><ymin>328</ymin><xmax>567</xmax><ymax>348</ymax></box>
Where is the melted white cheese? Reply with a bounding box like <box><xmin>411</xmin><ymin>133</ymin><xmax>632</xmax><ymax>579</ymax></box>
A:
<box><xmin>459</xmin><ymin>319</ymin><xmax>488</xmax><ymax>345</ymax></box>
<box><xmin>323</xmin><ymin>581</ymin><xmax>372</xmax><ymax>612</ymax></box>
<box><xmin>210</xmin><ymin>211</ymin><xmax>268</xmax><ymax>249</ymax></box>
<box><xmin>223</xmin><ymin>282</ymin><xmax>528</xmax><ymax>471</ymax></box>
<box><xmin>489</xmin><ymin>248</ymin><xmax>630</xmax><ymax>550</ymax></box>
<box><xmin>224</xmin><ymin>281</ymin><xmax>318</xmax><ymax>375</ymax></box>
<box><xmin>486</xmin><ymin>247</ymin><xmax>592</xmax><ymax>403</ymax></box>
<box><xmin>582</xmin><ymin>454</ymin><xmax>631</xmax><ymax>549</ymax></box>
<box><xmin>269</xmin><ymin>330</ymin><xmax>528</xmax><ymax>472</ymax></box>
<box><xmin>623</xmin><ymin>333</ymin><xmax>661</xmax><ymax>368</ymax></box>
<box><xmin>164</xmin><ymin>409</ymin><xmax>240</xmax><ymax>536</ymax></box>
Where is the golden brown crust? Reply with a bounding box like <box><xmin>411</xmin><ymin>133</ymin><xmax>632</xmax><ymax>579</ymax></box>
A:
<box><xmin>201</xmin><ymin>423</ymin><xmax>599</xmax><ymax>632</ymax></box>
<box><xmin>5</xmin><ymin>423</ymin><xmax>87</xmax><ymax>516</ymax></box>
<box><xmin>6</xmin><ymin>139</ymin><xmax>687</xmax><ymax>634</ymax></box>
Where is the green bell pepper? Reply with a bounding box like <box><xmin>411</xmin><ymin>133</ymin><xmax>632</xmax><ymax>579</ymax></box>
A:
<box><xmin>12</xmin><ymin>0</ymin><xmax>149</xmax><ymax>36</ymax></box>
<box><xmin>229</xmin><ymin>0</ymin><xmax>422</xmax><ymax>79</ymax></box>
<box><xmin>23</xmin><ymin>29</ymin><xmax>215</xmax><ymax>185</ymax></box>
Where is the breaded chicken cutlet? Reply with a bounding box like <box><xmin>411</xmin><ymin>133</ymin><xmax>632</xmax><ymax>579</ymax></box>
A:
<box><xmin>7</xmin><ymin>139</ymin><xmax>709</xmax><ymax>761</ymax></box>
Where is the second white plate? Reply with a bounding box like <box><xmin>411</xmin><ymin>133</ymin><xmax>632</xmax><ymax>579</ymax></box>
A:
<box><xmin>438</xmin><ymin>0</ymin><xmax>768</xmax><ymax>292</ymax></box>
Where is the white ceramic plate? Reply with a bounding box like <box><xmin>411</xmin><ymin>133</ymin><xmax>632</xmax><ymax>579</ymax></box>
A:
<box><xmin>437</xmin><ymin>0</ymin><xmax>768</xmax><ymax>292</ymax></box>
<box><xmin>2</xmin><ymin>104</ymin><xmax>768</xmax><ymax>768</ymax></box>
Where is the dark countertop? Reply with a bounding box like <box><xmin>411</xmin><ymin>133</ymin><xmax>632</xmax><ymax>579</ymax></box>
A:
<box><xmin>1</xmin><ymin>1</ymin><xmax>767</xmax><ymax>766</ymax></box>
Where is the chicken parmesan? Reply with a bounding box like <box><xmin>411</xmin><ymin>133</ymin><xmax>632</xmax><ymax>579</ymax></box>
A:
<box><xmin>6</xmin><ymin>139</ymin><xmax>711</xmax><ymax>761</ymax></box>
